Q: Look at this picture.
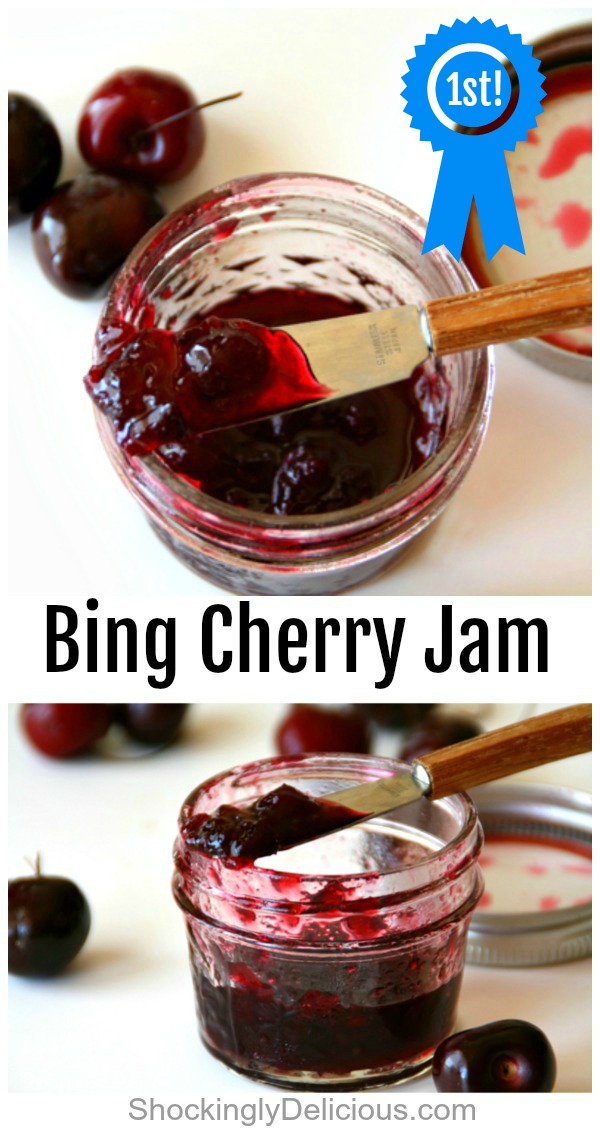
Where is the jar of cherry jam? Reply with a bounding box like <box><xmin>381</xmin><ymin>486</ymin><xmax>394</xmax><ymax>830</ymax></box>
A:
<box><xmin>172</xmin><ymin>754</ymin><xmax>483</xmax><ymax>1089</ymax></box>
<box><xmin>95</xmin><ymin>174</ymin><xmax>493</xmax><ymax>595</ymax></box>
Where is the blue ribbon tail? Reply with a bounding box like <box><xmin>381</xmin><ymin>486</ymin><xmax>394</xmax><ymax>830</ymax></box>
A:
<box><xmin>473</xmin><ymin>154</ymin><xmax>525</xmax><ymax>259</ymax></box>
<box><xmin>423</xmin><ymin>146</ymin><xmax>525</xmax><ymax>262</ymax></box>
<box><xmin>423</xmin><ymin>150</ymin><xmax>473</xmax><ymax>259</ymax></box>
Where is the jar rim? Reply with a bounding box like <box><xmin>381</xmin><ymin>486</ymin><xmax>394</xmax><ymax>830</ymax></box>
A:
<box><xmin>175</xmin><ymin>752</ymin><xmax>481</xmax><ymax>885</ymax></box>
<box><xmin>98</xmin><ymin>171</ymin><xmax>494</xmax><ymax>535</ymax></box>
<box><xmin>530</xmin><ymin>21</ymin><xmax>591</xmax><ymax>71</ymax></box>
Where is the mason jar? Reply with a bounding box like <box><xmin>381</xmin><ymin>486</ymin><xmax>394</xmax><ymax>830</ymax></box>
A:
<box><xmin>173</xmin><ymin>753</ymin><xmax>484</xmax><ymax>1089</ymax></box>
<box><xmin>95</xmin><ymin>173</ymin><xmax>494</xmax><ymax>595</ymax></box>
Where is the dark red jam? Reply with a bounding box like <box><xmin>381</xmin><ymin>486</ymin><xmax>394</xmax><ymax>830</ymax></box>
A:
<box><xmin>87</xmin><ymin>288</ymin><xmax>450</xmax><ymax>516</ymax></box>
<box><xmin>85</xmin><ymin>314</ymin><xmax>328</xmax><ymax>452</ymax></box>
<box><xmin>182</xmin><ymin>783</ymin><xmax>362</xmax><ymax>861</ymax></box>
<box><xmin>176</xmin><ymin>787</ymin><xmax>476</xmax><ymax>1085</ymax></box>
<box><xmin>198</xmin><ymin>965</ymin><xmax>462</xmax><ymax>1082</ymax></box>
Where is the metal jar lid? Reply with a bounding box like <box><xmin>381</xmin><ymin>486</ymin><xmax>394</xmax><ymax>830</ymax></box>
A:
<box><xmin>461</xmin><ymin>22</ymin><xmax>592</xmax><ymax>382</ymax></box>
<box><xmin>467</xmin><ymin>782</ymin><xmax>591</xmax><ymax>967</ymax></box>
<box><xmin>508</xmin><ymin>22</ymin><xmax>592</xmax><ymax>381</ymax></box>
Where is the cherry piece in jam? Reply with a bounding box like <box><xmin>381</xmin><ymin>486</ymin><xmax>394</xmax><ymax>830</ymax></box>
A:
<box><xmin>86</xmin><ymin>315</ymin><xmax>328</xmax><ymax>454</ymax></box>
<box><xmin>87</xmin><ymin>287</ymin><xmax>450</xmax><ymax>515</ymax></box>
<box><xmin>87</xmin><ymin>327</ymin><xmax>181</xmax><ymax>452</ymax></box>
<box><xmin>163</xmin><ymin>291</ymin><xmax>449</xmax><ymax>515</ymax></box>
<box><xmin>182</xmin><ymin>783</ymin><xmax>361</xmax><ymax>861</ymax></box>
<box><xmin>276</xmin><ymin>704</ymin><xmax>371</xmax><ymax>757</ymax></box>
<box><xmin>165</xmin><ymin>290</ymin><xmax>449</xmax><ymax>515</ymax></box>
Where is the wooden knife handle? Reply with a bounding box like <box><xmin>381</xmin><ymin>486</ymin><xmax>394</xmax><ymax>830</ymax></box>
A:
<box><xmin>415</xmin><ymin>703</ymin><xmax>592</xmax><ymax>800</ymax></box>
<box><xmin>424</xmin><ymin>266</ymin><xmax>592</xmax><ymax>356</ymax></box>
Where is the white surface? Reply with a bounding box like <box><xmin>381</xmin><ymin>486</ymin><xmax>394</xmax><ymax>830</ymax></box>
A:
<box><xmin>8</xmin><ymin>703</ymin><xmax>592</xmax><ymax>1094</ymax></box>
<box><xmin>7</xmin><ymin>6</ymin><xmax>592</xmax><ymax>597</ymax></box>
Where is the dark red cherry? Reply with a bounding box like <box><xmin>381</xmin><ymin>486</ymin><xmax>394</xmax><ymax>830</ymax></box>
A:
<box><xmin>21</xmin><ymin>703</ymin><xmax>112</xmax><ymax>759</ymax></box>
<box><xmin>176</xmin><ymin>321</ymin><xmax>271</xmax><ymax>414</ymax></box>
<box><xmin>8</xmin><ymin>93</ymin><xmax>62</xmax><ymax>222</ymax></box>
<box><xmin>78</xmin><ymin>68</ymin><xmax>205</xmax><ymax>185</ymax></box>
<box><xmin>8</xmin><ymin>862</ymin><xmax>91</xmax><ymax>976</ymax></box>
<box><xmin>86</xmin><ymin>327</ymin><xmax>182</xmax><ymax>452</ymax></box>
<box><xmin>32</xmin><ymin>173</ymin><xmax>165</xmax><ymax>298</ymax></box>
<box><xmin>362</xmin><ymin>704</ymin><xmax>437</xmax><ymax>730</ymax></box>
<box><xmin>86</xmin><ymin>315</ymin><xmax>327</xmax><ymax>450</ymax></box>
<box><xmin>401</xmin><ymin>716</ymin><xmax>482</xmax><ymax>763</ymax></box>
<box><xmin>271</xmin><ymin>442</ymin><xmax>336</xmax><ymax>514</ymax></box>
<box><xmin>118</xmin><ymin>703</ymin><xmax>188</xmax><ymax>745</ymax></box>
<box><xmin>433</xmin><ymin>1020</ymin><xmax>557</xmax><ymax>1092</ymax></box>
<box><xmin>276</xmin><ymin>705</ymin><xmax>371</xmax><ymax>757</ymax></box>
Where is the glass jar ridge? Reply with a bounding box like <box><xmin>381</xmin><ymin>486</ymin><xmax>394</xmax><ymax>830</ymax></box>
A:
<box><xmin>97</xmin><ymin>173</ymin><xmax>494</xmax><ymax>594</ymax></box>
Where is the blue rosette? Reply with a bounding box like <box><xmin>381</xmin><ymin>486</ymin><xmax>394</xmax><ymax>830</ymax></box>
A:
<box><xmin>402</xmin><ymin>19</ymin><xmax>546</xmax><ymax>260</ymax></box>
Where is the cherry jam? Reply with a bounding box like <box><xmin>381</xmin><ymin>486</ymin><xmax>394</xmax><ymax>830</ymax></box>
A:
<box><xmin>182</xmin><ymin>783</ymin><xmax>362</xmax><ymax>861</ymax></box>
<box><xmin>173</xmin><ymin>755</ymin><xmax>483</xmax><ymax>1088</ymax></box>
<box><xmin>197</xmin><ymin>966</ymin><xmax>463</xmax><ymax>1083</ymax></box>
<box><xmin>85</xmin><ymin>311</ymin><xmax>329</xmax><ymax>454</ymax></box>
<box><xmin>88</xmin><ymin>288</ymin><xmax>449</xmax><ymax>517</ymax></box>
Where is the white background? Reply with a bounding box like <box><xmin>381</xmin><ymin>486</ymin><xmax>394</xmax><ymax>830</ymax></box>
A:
<box><xmin>6</xmin><ymin>4</ymin><xmax>592</xmax><ymax>597</ymax></box>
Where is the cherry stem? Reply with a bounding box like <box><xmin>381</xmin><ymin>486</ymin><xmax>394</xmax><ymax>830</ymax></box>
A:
<box><xmin>138</xmin><ymin>91</ymin><xmax>243</xmax><ymax>139</ymax></box>
<box><xmin>25</xmin><ymin>852</ymin><xmax>42</xmax><ymax>877</ymax></box>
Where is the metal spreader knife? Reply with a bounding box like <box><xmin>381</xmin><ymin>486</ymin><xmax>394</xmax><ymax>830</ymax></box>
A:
<box><xmin>280</xmin><ymin>267</ymin><xmax>591</xmax><ymax>401</ymax></box>
<box><xmin>290</xmin><ymin>704</ymin><xmax>592</xmax><ymax>850</ymax></box>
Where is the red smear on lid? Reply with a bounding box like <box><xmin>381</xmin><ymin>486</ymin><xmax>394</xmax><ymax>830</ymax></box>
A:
<box><xmin>562</xmin><ymin>862</ymin><xmax>592</xmax><ymax>876</ymax></box>
<box><xmin>550</xmin><ymin>201</ymin><xmax>591</xmax><ymax>249</ymax></box>
<box><xmin>539</xmin><ymin>124</ymin><xmax>592</xmax><ymax>179</ymax></box>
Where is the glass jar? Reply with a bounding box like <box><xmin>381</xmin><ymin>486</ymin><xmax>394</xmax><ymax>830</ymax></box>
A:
<box><xmin>96</xmin><ymin>173</ymin><xmax>494</xmax><ymax>595</ymax></box>
<box><xmin>172</xmin><ymin>753</ymin><xmax>483</xmax><ymax>1089</ymax></box>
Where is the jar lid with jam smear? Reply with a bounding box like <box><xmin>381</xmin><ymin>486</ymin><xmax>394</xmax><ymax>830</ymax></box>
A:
<box><xmin>467</xmin><ymin>782</ymin><xmax>592</xmax><ymax>966</ymax></box>
<box><xmin>462</xmin><ymin>23</ymin><xmax>592</xmax><ymax>380</ymax></box>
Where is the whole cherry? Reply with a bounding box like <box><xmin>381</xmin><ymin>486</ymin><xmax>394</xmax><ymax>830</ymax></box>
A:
<box><xmin>21</xmin><ymin>703</ymin><xmax>113</xmax><ymax>758</ymax></box>
<box><xmin>32</xmin><ymin>173</ymin><xmax>165</xmax><ymax>298</ymax></box>
<box><xmin>8</xmin><ymin>93</ymin><xmax>62</xmax><ymax>222</ymax></box>
<box><xmin>117</xmin><ymin>703</ymin><xmax>189</xmax><ymax>745</ymax></box>
<box><xmin>78</xmin><ymin>69</ymin><xmax>240</xmax><ymax>185</ymax></box>
<box><xmin>8</xmin><ymin>856</ymin><xmax>91</xmax><ymax>976</ymax></box>
<box><xmin>401</xmin><ymin>715</ymin><xmax>482</xmax><ymax>764</ymax></box>
<box><xmin>362</xmin><ymin>704</ymin><xmax>437</xmax><ymax>730</ymax></box>
<box><xmin>276</xmin><ymin>704</ymin><xmax>371</xmax><ymax>757</ymax></box>
<box><xmin>432</xmin><ymin>1020</ymin><xmax>557</xmax><ymax>1093</ymax></box>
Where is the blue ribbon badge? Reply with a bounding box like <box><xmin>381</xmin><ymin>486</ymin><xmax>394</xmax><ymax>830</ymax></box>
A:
<box><xmin>402</xmin><ymin>19</ymin><xmax>546</xmax><ymax>260</ymax></box>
